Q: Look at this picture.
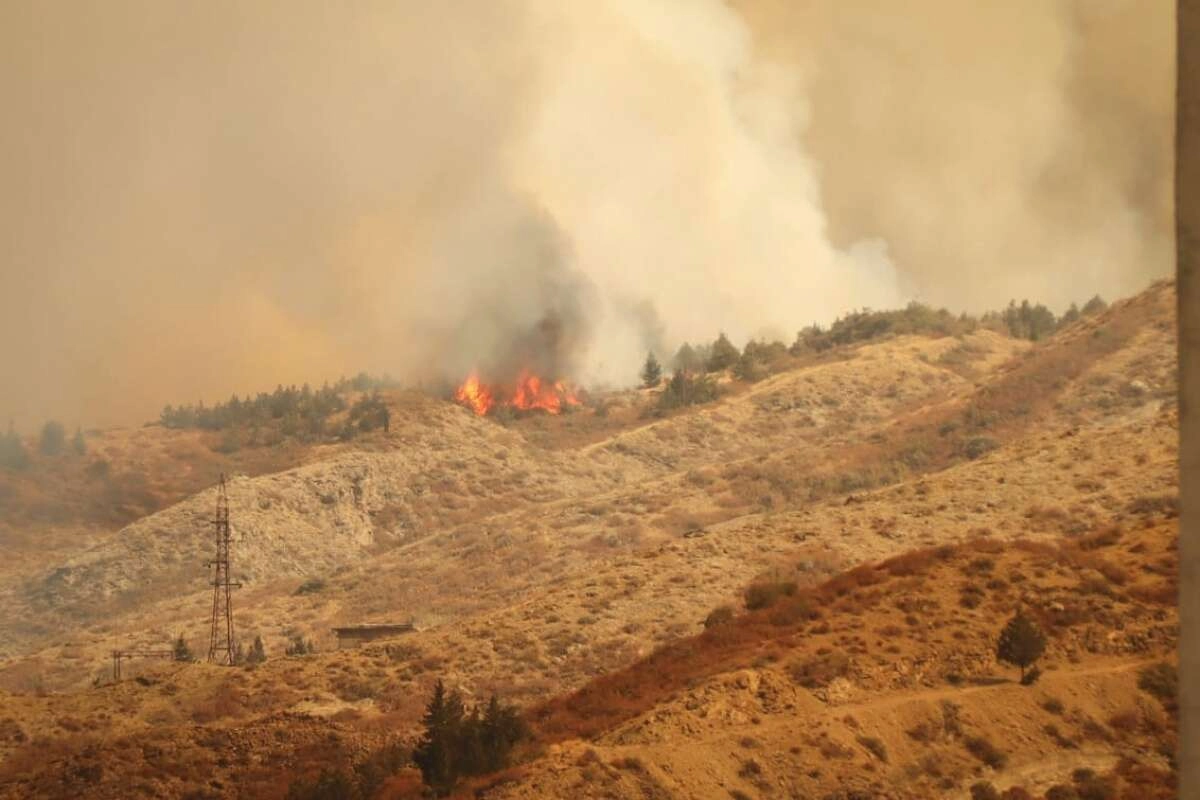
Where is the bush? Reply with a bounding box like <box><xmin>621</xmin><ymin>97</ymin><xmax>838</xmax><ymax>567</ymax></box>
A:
<box><xmin>704</xmin><ymin>605</ymin><xmax>735</xmax><ymax>629</ymax></box>
<box><xmin>1137</xmin><ymin>662</ymin><xmax>1178</xmax><ymax>710</ymax></box>
<box><xmin>1042</xmin><ymin>697</ymin><xmax>1065</xmax><ymax>715</ymax></box>
<box><xmin>788</xmin><ymin>651</ymin><xmax>850</xmax><ymax>689</ymax></box>
<box><xmin>970</xmin><ymin>783</ymin><xmax>1001</xmax><ymax>800</ymax></box>
<box><xmin>963</xmin><ymin>436</ymin><xmax>999</xmax><ymax>460</ymax></box>
<box><xmin>285</xmin><ymin>635</ymin><xmax>315</xmax><ymax>656</ymax></box>
<box><xmin>743</xmin><ymin>580</ymin><xmax>797</xmax><ymax>610</ymax></box>
<box><xmin>964</xmin><ymin>736</ymin><xmax>1007</xmax><ymax>769</ymax></box>
<box><xmin>295</xmin><ymin>578</ymin><xmax>327</xmax><ymax>596</ymax></box>
<box><xmin>856</xmin><ymin>735</ymin><xmax>888</xmax><ymax>762</ymax></box>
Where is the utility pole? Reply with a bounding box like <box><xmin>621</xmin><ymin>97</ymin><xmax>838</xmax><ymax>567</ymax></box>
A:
<box><xmin>206</xmin><ymin>474</ymin><xmax>240</xmax><ymax>664</ymax></box>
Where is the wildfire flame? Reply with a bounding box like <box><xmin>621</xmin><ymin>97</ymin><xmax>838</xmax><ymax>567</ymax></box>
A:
<box><xmin>454</xmin><ymin>369</ymin><xmax>580</xmax><ymax>416</ymax></box>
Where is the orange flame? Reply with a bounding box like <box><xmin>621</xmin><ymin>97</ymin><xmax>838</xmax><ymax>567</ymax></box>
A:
<box><xmin>454</xmin><ymin>369</ymin><xmax>580</xmax><ymax>416</ymax></box>
<box><xmin>454</xmin><ymin>372</ymin><xmax>495</xmax><ymax>416</ymax></box>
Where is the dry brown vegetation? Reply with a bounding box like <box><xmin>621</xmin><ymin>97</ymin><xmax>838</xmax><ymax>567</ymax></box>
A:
<box><xmin>0</xmin><ymin>281</ymin><xmax>1179</xmax><ymax>799</ymax></box>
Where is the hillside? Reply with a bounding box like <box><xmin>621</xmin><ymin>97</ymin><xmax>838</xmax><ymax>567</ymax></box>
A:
<box><xmin>0</xmin><ymin>280</ymin><xmax>1179</xmax><ymax>799</ymax></box>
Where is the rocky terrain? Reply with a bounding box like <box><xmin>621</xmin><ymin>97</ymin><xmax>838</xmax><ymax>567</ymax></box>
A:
<box><xmin>0</xmin><ymin>280</ymin><xmax>1179</xmax><ymax>799</ymax></box>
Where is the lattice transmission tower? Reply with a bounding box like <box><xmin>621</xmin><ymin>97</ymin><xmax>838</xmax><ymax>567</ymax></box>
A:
<box><xmin>206</xmin><ymin>473</ymin><xmax>240</xmax><ymax>664</ymax></box>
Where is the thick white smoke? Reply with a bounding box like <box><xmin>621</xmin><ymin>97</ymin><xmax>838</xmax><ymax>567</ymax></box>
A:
<box><xmin>0</xmin><ymin>0</ymin><xmax>1173</xmax><ymax>427</ymax></box>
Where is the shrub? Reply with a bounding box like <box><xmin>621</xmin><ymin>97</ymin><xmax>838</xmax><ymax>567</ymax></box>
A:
<box><xmin>285</xmin><ymin>635</ymin><xmax>315</xmax><ymax>656</ymax></box>
<box><xmin>286</xmin><ymin>768</ymin><xmax>357</xmax><ymax>800</ymax></box>
<box><xmin>996</xmin><ymin>609</ymin><xmax>1046</xmax><ymax>682</ymax></box>
<box><xmin>704</xmin><ymin>605</ymin><xmax>735</xmax><ymax>629</ymax></box>
<box><xmin>1137</xmin><ymin>662</ymin><xmax>1178</xmax><ymax>710</ymax></box>
<box><xmin>788</xmin><ymin>651</ymin><xmax>850</xmax><ymax>689</ymax></box>
<box><xmin>856</xmin><ymin>735</ymin><xmax>888</xmax><ymax>762</ymax></box>
<box><xmin>1107</xmin><ymin>710</ymin><xmax>1140</xmax><ymax>734</ymax></box>
<box><xmin>1077</xmin><ymin>526</ymin><xmax>1121</xmax><ymax>550</ymax></box>
<box><xmin>295</xmin><ymin>578</ymin><xmax>327</xmax><ymax>596</ymax></box>
<box><xmin>964</xmin><ymin>736</ymin><xmax>1007</xmax><ymax>769</ymax></box>
<box><xmin>1127</xmin><ymin>494</ymin><xmax>1179</xmax><ymax>517</ymax></box>
<box><xmin>970</xmin><ymin>782</ymin><xmax>1001</xmax><ymax>800</ymax></box>
<box><xmin>963</xmin><ymin>437</ymin><xmax>999</xmax><ymax>460</ymax></box>
<box><xmin>743</xmin><ymin>580</ymin><xmax>797</xmax><ymax>610</ymax></box>
<box><xmin>1073</xmin><ymin>774</ymin><xmax>1115</xmax><ymax>800</ymax></box>
<box><xmin>1045</xmin><ymin>785</ymin><xmax>1079</xmax><ymax>800</ymax></box>
<box><xmin>1001</xmin><ymin>789</ymin><xmax>1035</xmax><ymax>800</ymax></box>
<box><xmin>1042</xmin><ymin>697</ymin><xmax>1065</xmax><ymax>715</ymax></box>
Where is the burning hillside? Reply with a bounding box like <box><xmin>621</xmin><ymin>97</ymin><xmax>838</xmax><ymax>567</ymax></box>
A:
<box><xmin>455</xmin><ymin>370</ymin><xmax>581</xmax><ymax>416</ymax></box>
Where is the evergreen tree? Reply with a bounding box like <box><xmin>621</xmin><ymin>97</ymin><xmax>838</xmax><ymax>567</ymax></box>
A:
<box><xmin>247</xmin><ymin>635</ymin><xmax>267</xmax><ymax>664</ymax></box>
<box><xmin>640</xmin><ymin>351</ymin><xmax>663</xmax><ymax>388</ymax></box>
<box><xmin>71</xmin><ymin>427</ymin><xmax>87</xmax><ymax>455</ymax></box>
<box><xmin>706</xmin><ymin>332</ymin><xmax>740</xmax><ymax>371</ymax></box>
<box><xmin>411</xmin><ymin>683</ymin><xmax>526</xmax><ymax>796</ymax></box>
<box><xmin>413</xmin><ymin>680</ymin><xmax>464</xmax><ymax>796</ymax></box>
<box><xmin>996</xmin><ymin>609</ymin><xmax>1047</xmax><ymax>681</ymax></box>
<box><xmin>1081</xmin><ymin>294</ymin><xmax>1108</xmax><ymax>316</ymax></box>
<box><xmin>672</xmin><ymin>342</ymin><xmax>700</xmax><ymax>373</ymax></box>
<box><xmin>39</xmin><ymin>420</ymin><xmax>66</xmax><ymax>456</ymax></box>
<box><xmin>173</xmin><ymin>635</ymin><xmax>194</xmax><ymax>662</ymax></box>
<box><xmin>479</xmin><ymin>694</ymin><xmax>527</xmax><ymax>772</ymax></box>
<box><xmin>0</xmin><ymin>423</ymin><xmax>29</xmax><ymax>471</ymax></box>
<box><xmin>1057</xmin><ymin>303</ymin><xmax>1081</xmax><ymax>329</ymax></box>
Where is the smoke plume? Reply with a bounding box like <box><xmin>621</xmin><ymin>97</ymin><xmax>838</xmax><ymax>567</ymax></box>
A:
<box><xmin>0</xmin><ymin>0</ymin><xmax>1173</xmax><ymax>427</ymax></box>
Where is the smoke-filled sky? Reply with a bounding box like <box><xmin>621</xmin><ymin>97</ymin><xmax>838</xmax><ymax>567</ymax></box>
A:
<box><xmin>0</xmin><ymin>0</ymin><xmax>1173</xmax><ymax>429</ymax></box>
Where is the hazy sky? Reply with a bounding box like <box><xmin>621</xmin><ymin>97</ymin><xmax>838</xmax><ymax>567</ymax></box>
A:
<box><xmin>0</xmin><ymin>1</ymin><xmax>1174</xmax><ymax>429</ymax></box>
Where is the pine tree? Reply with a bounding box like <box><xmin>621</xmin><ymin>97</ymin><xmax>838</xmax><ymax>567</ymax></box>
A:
<box><xmin>480</xmin><ymin>694</ymin><xmax>526</xmax><ymax>772</ymax></box>
<box><xmin>1058</xmin><ymin>303</ymin><xmax>1081</xmax><ymax>329</ymax></box>
<box><xmin>673</xmin><ymin>342</ymin><xmax>700</xmax><ymax>373</ymax></box>
<box><xmin>413</xmin><ymin>680</ymin><xmax>465</xmax><ymax>796</ymax></box>
<box><xmin>39</xmin><ymin>420</ymin><xmax>66</xmax><ymax>456</ymax></box>
<box><xmin>640</xmin><ymin>352</ymin><xmax>663</xmax><ymax>388</ymax></box>
<box><xmin>706</xmin><ymin>332</ymin><xmax>740</xmax><ymax>371</ymax></box>
<box><xmin>1081</xmin><ymin>294</ymin><xmax>1108</xmax><ymax>316</ymax></box>
<box><xmin>0</xmin><ymin>423</ymin><xmax>29</xmax><ymax>471</ymax></box>
<box><xmin>71</xmin><ymin>427</ymin><xmax>87</xmax><ymax>455</ymax></box>
<box><xmin>996</xmin><ymin>609</ymin><xmax>1046</xmax><ymax>681</ymax></box>
<box><xmin>247</xmin><ymin>635</ymin><xmax>267</xmax><ymax>664</ymax></box>
<box><xmin>173</xmin><ymin>635</ymin><xmax>194</xmax><ymax>662</ymax></box>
